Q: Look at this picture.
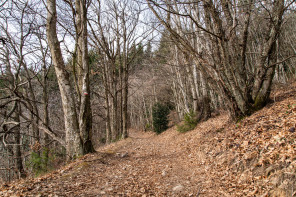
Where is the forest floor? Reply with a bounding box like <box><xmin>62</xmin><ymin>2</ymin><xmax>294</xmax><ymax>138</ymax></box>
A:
<box><xmin>1</xmin><ymin>83</ymin><xmax>296</xmax><ymax>197</ymax></box>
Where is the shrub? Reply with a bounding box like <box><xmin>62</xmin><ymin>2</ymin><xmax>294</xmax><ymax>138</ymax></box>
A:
<box><xmin>152</xmin><ymin>102</ymin><xmax>170</xmax><ymax>134</ymax></box>
<box><xmin>28</xmin><ymin>149</ymin><xmax>50</xmax><ymax>176</ymax></box>
<box><xmin>177</xmin><ymin>111</ymin><xmax>198</xmax><ymax>133</ymax></box>
<box><xmin>27</xmin><ymin>148</ymin><xmax>60</xmax><ymax>176</ymax></box>
<box><xmin>144</xmin><ymin>123</ymin><xmax>152</xmax><ymax>131</ymax></box>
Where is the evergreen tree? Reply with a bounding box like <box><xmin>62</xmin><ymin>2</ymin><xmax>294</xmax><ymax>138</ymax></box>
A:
<box><xmin>152</xmin><ymin>103</ymin><xmax>170</xmax><ymax>134</ymax></box>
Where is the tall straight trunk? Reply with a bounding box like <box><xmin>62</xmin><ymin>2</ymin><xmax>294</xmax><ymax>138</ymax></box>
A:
<box><xmin>191</xmin><ymin>63</ymin><xmax>200</xmax><ymax>113</ymax></box>
<box><xmin>46</xmin><ymin>0</ymin><xmax>83</xmax><ymax>160</ymax></box>
<box><xmin>112</xmin><ymin>87</ymin><xmax>118</xmax><ymax>140</ymax></box>
<box><xmin>22</xmin><ymin>72</ymin><xmax>40</xmax><ymax>152</ymax></box>
<box><xmin>103</xmin><ymin>62</ymin><xmax>111</xmax><ymax>143</ymax></box>
<box><xmin>109</xmin><ymin>59</ymin><xmax>118</xmax><ymax>141</ymax></box>
<box><xmin>119</xmin><ymin>61</ymin><xmax>124</xmax><ymax>137</ymax></box>
<box><xmin>28</xmin><ymin>84</ymin><xmax>40</xmax><ymax>145</ymax></box>
<box><xmin>14</xmin><ymin>103</ymin><xmax>26</xmax><ymax>178</ymax></box>
<box><xmin>23</xmin><ymin>69</ymin><xmax>40</xmax><ymax>146</ymax></box>
<box><xmin>198</xmin><ymin>69</ymin><xmax>211</xmax><ymax>120</ymax></box>
<box><xmin>122</xmin><ymin>66</ymin><xmax>128</xmax><ymax>139</ymax></box>
<box><xmin>42</xmin><ymin>61</ymin><xmax>50</xmax><ymax>167</ymax></box>
<box><xmin>173</xmin><ymin>47</ymin><xmax>190</xmax><ymax>114</ymax></box>
<box><xmin>76</xmin><ymin>0</ymin><xmax>95</xmax><ymax>153</ymax></box>
<box><xmin>105</xmin><ymin>98</ymin><xmax>111</xmax><ymax>144</ymax></box>
<box><xmin>122</xmin><ymin>37</ymin><xmax>128</xmax><ymax>139</ymax></box>
<box><xmin>37</xmin><ymin>31</ymin><xmax>51</xmax><ymax>164</ymax></box>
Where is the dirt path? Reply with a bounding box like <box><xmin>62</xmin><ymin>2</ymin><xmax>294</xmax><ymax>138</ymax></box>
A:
<box><xmin>0</xmin><ymin>115</ymin><xmax>229</xmax><ymax>197</ymax></box>
<box><xmin>1</xmin><ymin>85</ymin><xmax>296</xmax><ymax>196</ymax></box>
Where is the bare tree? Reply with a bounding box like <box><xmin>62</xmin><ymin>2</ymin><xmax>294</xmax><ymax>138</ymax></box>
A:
<box><xmin>147</xmin><ymin>0</ymin><xmax>293</xmax><ymax>119</ymax></box>
<box><xmin>88</xmin><ymin>0</ymin><xmax>153</xmax><ymax>142</ymax></box>
<box><xmin>46</xmin><ymin>0</ymin><xmax>84</xmax><ymax>159</ymax></box>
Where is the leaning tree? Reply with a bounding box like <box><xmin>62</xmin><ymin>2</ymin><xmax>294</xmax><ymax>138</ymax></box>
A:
<box><xmin>147</xmin><ymin>0</ymin><xmax>295</xmax><ymax>119</ymax></box>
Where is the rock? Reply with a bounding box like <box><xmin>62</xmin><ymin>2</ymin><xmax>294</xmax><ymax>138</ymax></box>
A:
<box><xmin>107</xmin><ymin>187</ymin><xmax>113</xmax><ymax>191</ymax></box>
<box><xmin>173</xmin><ymin>184</ymin><xmax>184</xmax><ymax>192</ymax></box>
<box><xmin>288</xmin><ymin>127</ymin><xmax>295</xmax><ymax>133</ymax></box>
<box><xmin>242</xmin><ymin>141</ymin><xmax>249</xmax><ymax>147</ymax></box>
<box><xmin>161</xmin><ymin>170</ymin><xmax>166</xmax><ymax>176</ymax></box>
<box><xmin>116</xmin><ymin>152</ymin><xmax>129</xmax><ymax>158</ymax></box>
<box><xmin>274</xmin><ymin>135</ymin><xmax>281</xmax><ymax>142</ymax></box>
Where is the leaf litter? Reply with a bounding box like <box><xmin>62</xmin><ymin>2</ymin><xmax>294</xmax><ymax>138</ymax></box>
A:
<box><xmin>1</xmin><ymin>83</ymin><xmax>296</xmax><ymax>196</ymax></box>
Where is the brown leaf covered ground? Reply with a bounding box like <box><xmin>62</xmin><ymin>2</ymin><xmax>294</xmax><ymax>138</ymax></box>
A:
<box><xmin>1</xmin><ymin>83</ymin><xmax>296</xmax><ymax>197</ymax></box>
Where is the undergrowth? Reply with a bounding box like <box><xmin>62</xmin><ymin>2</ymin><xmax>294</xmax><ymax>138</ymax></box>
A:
<box><xmin>26</xmin><ymin>148</ymin><xmax>65</xmax><ymax>177</ymax></box>
<box><xmin>177</xmin><ymin>111</ymin><xmax>198</xmax><ymax>133</ymax></box>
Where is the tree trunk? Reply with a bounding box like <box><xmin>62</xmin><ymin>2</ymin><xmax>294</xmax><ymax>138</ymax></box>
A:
<box><xmin>103</xmin><ymin>62</ymin><xmax>112</xmax><ymax>144</ymax></box>
<box><xmin>122</xmin><ymin>66</ymin><xmax>128</xmax><ymax>139</ymax></box>
<box><xmin>76</xmin><ymin>0</ymin><xmax>95</xmax><ymax>154</ymax></box>
<box><xmin>122</xmin><ymin>35</ymin><xmax>128</xmax><ymax>139</ymax></box>
<box><xmin>147</xmin><ymin>0</ymin><xmax>286</xmax><ymax>120</ymax></box>
<box><xmin>46</xmin><ymin>0</ymin><xmax>83</xmax><ymax>160</ymax></box>
<box><xmin>198</xmin><ymin>70</ymin><xmax>211</xmax><ymax>121</ymax></box>
<box><xmin>42</xmin><ymin>59</ymin><xmax>50</xmax><ymax>168</ymax></box>
<box><xmin>251</xmin><ymin>0</ymin><xmax>285</xmax><ymax>109</ymax></box>
<box><xmin>23</xmin><ymin>64</ymin><xmax>40</xmax><ymax>149</ymax></box>
<box><xmin>14</xmin><ymin>103</ymin><xmax>26</xmax><ymax>178</ymax></box>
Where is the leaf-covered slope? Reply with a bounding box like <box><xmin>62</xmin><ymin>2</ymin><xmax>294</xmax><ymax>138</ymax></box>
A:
<box><xmin>1</xmin><ymin>83</ymin><xmax>295</xmax><ymax>196</ymax></box>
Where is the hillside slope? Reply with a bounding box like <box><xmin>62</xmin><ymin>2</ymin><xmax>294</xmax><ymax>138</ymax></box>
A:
<box><xmin>1</xmin><ymin>83</ymin><xmax>296</xmax><ymax>197</ymax></box>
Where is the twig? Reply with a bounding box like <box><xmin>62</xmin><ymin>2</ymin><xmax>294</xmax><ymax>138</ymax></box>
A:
<box><xmin>196</xmin><ymin>187</ymin><xmax>201</xmax><ymax>197</ymax></box>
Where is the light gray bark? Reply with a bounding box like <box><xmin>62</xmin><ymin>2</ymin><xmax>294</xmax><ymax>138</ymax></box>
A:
<box><xmin>147</xmin><ymin>0</ymin><xmax>287</xmax><ymax>119</ymax></box>
<box><xmin>46</xmin><ymin>0</ymin><xmax>83</xmax><ymax>160</ymax></box>
<box><xmin>13</xmin><ymin>104</ymin><xmax>26</xmax><ymax>178</ymax></box>
<box><xmin>76</xmin><ymin>0</ymin><xmax>95</xmax><ymax>153</ymax></box>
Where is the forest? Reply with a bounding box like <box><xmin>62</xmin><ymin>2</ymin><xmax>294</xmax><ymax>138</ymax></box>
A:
<box><xmin>0</xmin><ymin>0</ymin><xmax>296</xmax><ymax>186</ymax></box>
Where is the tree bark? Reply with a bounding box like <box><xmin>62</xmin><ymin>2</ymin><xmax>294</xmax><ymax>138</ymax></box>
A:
<box><xmin>251</xmin><ymin>0</ymin><xmax>285</xmax><ymax>108</ymax></box>
<box><xmin>76</xmin><ymin>0</ymin><xmax>95</xmax><ymax>154</ymax></box>
<box><xmin>14</xmin><ymin>103</ymin><xmax>26</xmax><ymax>178</ymax></box>
<box><xmin>147</xmin><ymin>0</ymin><xmax>286</xmax><ymax>120</ymax></box>
<box><xmin>46</xmin><ymin>0</ymin><xmax>83</xmax><ymax>160</ymax></box>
